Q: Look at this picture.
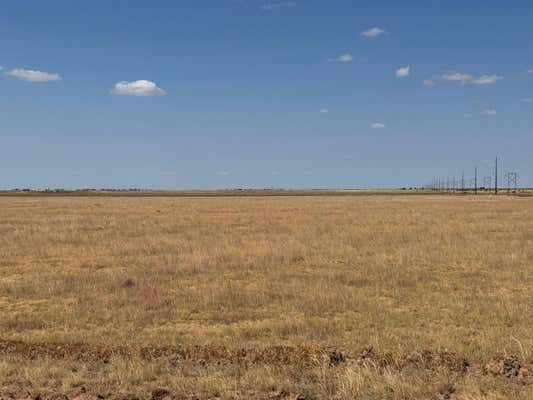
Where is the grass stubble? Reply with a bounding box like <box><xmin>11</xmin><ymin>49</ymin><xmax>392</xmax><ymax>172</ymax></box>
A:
<box><xmin>0</xmin><ymin>194</ymin><xmax>532</xmax><ymax>399</ymax></box>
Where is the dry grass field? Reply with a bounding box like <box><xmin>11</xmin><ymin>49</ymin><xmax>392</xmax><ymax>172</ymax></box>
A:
<box><xmin>1</xmin><ymin>194</ymin><xmax>532</xmax><ymax>399</ymax></box>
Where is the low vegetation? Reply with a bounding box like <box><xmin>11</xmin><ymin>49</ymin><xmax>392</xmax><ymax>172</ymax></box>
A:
<box><xmin>1</xmin><ymin>194</ymin><xmax>532</xmax><ymax>399</ymax></box>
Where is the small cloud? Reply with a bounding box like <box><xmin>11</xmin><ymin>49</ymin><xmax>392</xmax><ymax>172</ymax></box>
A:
<box><xmin>112</xmin><ymin>80</ymin><xmax>166</xmax><ymax>96</ymax></box>
<box><xmin>472</xmin><ymin>74</ymin><xmax>503</xmax><ymax>85</ymax></box>
<box><xmin>396</xmin><ymin>66</ymin><xmax>410</xmax><ymax>78</ymax></box>
<box><xmin>441</xmin><ymin>72</ymin><xmax>473</xmax><ymax>84</ymax></box>
<box><xmin>320</xmin><ymin>108</ymin><xmax>329</xmax><ymax>113</ymax></box>
<box><xmin>523</xmin><ymin>98</ymin><xmax>532</xmax><ymax>103</ymax></box>
<box><xmin>260</xmin><ymin>1</ymin><xmax>295</xmax><ymax>10</ymax></box>
<box><xmin>370</xmin><ymin>122</ymin><xmax>386</xmax><ymax>129</ymax></box>
<box><xmin>329</xmin><ymin>53</ymin><xmax>353</xmax><ymax>63</ymax></box>
<box><xmin>5</xmin><ymin>68</ymin><xmax>61</xmax><ymax>82</ymax></box>
<box><xmin>337</xmin><ymin>53</ymin><xmax>353</xmax><ymax>62</ymax></box>
<box><xmin>464</xmin><ymin>113</ymin><xmax>472</xmax><ymax>118</ymax></box>
<box><xmin>423</xmin><ymin>79</ymin><xmax>436</xmax><ymax>88</ymax></box>
<box><xmin>361</xmin><ymin>27</ymin><xmax>386</xmax><ymax>38</ymax></box>
<box><xmin>481</xmin><ymin>109</ymin><xmax>497</xmax><ymax>116</ymax></box>
<box><xmin>216</xmin><ymin>170</ymin><xmax>230</xmax><ymax>176</ymax></box>
<box><xmin>429</xmin><ymin>71</ymin><xmax>502</xmax><ymax>87</ymax></box>
<box><xmin>528</xmin><ymin>68</ymin><xmax>533</xmax><ymax>73</ymax></box>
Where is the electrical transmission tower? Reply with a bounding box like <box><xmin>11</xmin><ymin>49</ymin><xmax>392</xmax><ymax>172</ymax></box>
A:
<box><xmin>504</xmin><ymin>172</ymin><xmax>519</xmax><ymax>193</ymax></box>
<box><xmin>469</xmin><ymin>178</ymin><xmax>476</xmax><ymax>191</ymax></box>
<box><xmin>474</xmin><ymin>166</ymin><xmax>478</xmax><ymax>195</ymax></box>
<box><xmin>483</xmin><ymin>176</ymin><xmax>492</xmax><ymax>190</ymax></box>
<box><xmin>495</xmin><ymin>157</ymin><xmax>499</xmax><ymax>195</ymax></box>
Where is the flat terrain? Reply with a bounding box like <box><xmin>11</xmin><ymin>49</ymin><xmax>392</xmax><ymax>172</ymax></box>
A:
<box><xmin>1</xmin><ymin>195</ymin><xmax>532</xmax><ymax>399</ymax></box>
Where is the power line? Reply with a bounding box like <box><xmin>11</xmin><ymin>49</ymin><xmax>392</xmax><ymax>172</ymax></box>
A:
<box><xmin>422</xmin><ymin>156</ymin><xmax>521</xmax><ymax>196</ymax></box>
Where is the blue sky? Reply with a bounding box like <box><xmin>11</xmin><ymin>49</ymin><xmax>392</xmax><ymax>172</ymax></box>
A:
<box><xmin>1</xmin><ymin>0</ymin><xmax>532</xmax><ymax>189</ymax></box>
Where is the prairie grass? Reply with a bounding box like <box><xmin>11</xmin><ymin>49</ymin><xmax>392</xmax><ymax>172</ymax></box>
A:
<box><xmin>1</xmin><ymin>194</ymin><xmax>532</xmax><ymax>398</ymax></box>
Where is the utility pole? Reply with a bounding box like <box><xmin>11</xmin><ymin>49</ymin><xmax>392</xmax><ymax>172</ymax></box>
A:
<box><xmin>461</xmin><ymin>172</ymin><xmax>465</xmax><ymax>193</ymax></box>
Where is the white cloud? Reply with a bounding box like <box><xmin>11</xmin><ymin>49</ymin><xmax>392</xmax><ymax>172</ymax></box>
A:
<box><xmin>260</xmin><ymin>1</ymin><xmax>295</xmax><ymax>10</ymax></box>
<box><xmin>5</xmin><ymin>68</ymin><xmax>61</xmax><ymax>82</ymax></box>
<box><xmin>441</xmin><ymin>72</ymin><xmax>473</xmax><ymax>84</ymax></box>
<box><xmin>361</xmin><ymin>27</ymin><xmax>386</xmax><ymax>38</ymax></box>
<box><xmin>528</xmin><ymin>68</ymin><xmax>533</xmax><ymax>73</ymax></box>
<box><xmin>427</xmin><ymin>71</ymin><xmax>503</xmax><ymax>87</ymax></box>
<box><xmin>523</xmin><ymin>98</ymin><xmax>532</xmax><ymax>103</ymax></box>
<box><xmin>464</xmin><ymin>113</ymin><xmax>472</xmax><ymax>118</ymax></box>
<box><xmin>481</xmin><ymin>109</ymin><xmax>497</xmax><ymax>115</ymax></box>
<box><xmin>216</xmin><ymin>170</ymin><xmax>230</xmax><ymax>176</ymax></box>
<box><xmin>329</xmin><ymin>53</ymin><xmax>353</xmax><ymax>63</ymax></box>
<box><xmin>337</xmin><ymin>53</ymin><xmax>353</xmax><ymax>62</ymax></box>
<box><xmin>320</xmin><ymin>108</ymin><xmax>329</xmax><ymax>113</ymax></box>
<box><xmin>396</xmin><ymin>66</ymin><xmax>410</xmax><ymax>78</ymax></box>
<box><xmin>370</xmin><ymin>122</ymin><xmax>386</xmax><ymax>129</ymax></box>
<box><xmin>472</xmin><ymin>74</ymin><xmax>503</xmax><ymax>85</ymax></box>
<box><xmin>112</xmin><ymin>80</ymin><xmax>166</xmax><ymax>96</ymax></box>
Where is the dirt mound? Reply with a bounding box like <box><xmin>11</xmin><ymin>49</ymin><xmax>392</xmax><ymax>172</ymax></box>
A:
<box><xmin>0</xmin><ymin>339</ymin><xmax>319</xmax><ymax>367</ymax></box>
<box><xmin>0</xmin><ymin>386</ymin><xmax>307</xmax><ymax>400</ymax></box>
<box><xmin>327</xmin><ymin>349</ymin><xmax>346</xmax><ymax>365</ymax></box>
<box><xmin>0</xmin><ymin>338</ymin><xmax>471</xmax><ymax>373</ymax></box>
<box><xmin>4</xmin><ymin>338</ymin><xmax>529</xmax><ymax>380</ymax></box>
<box><xmin>350</xmin><ymin>346</ymin><xmax>469</xmax><ymax>374</ymax></box>
<box><xmin>0</xmin><ymin>339</ymin><xmax>129</xmax><ymax>363</ymax></box>
<box><xmin>403</xmin><ymin>350</ymin><xmax>470</xmax><ymax>374</ymax></box>
<box><xmin>140</xmin><ymin>344</ymin><xmax>318</xmax><ymax>366</ymax></box>
<box><xmin>150</xmin><ymin>389</ymin><xmax>171</xmax><ymax>400</ymax></box>
<box><xmin>0</xmin><ymin>338</ymin><xmax>470</xmax><ymax>373</ymax></box>
<box><xmin>484</xmin><ymin>354</ymin><xmax>530</xmax><ymax>380</ymax></box>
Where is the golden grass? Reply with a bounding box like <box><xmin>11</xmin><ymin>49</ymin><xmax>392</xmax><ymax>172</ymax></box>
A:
<box><xmin>1</xmin><ymin>195</ymin><xmax>532</xmax><ymax>399</ymax></box>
